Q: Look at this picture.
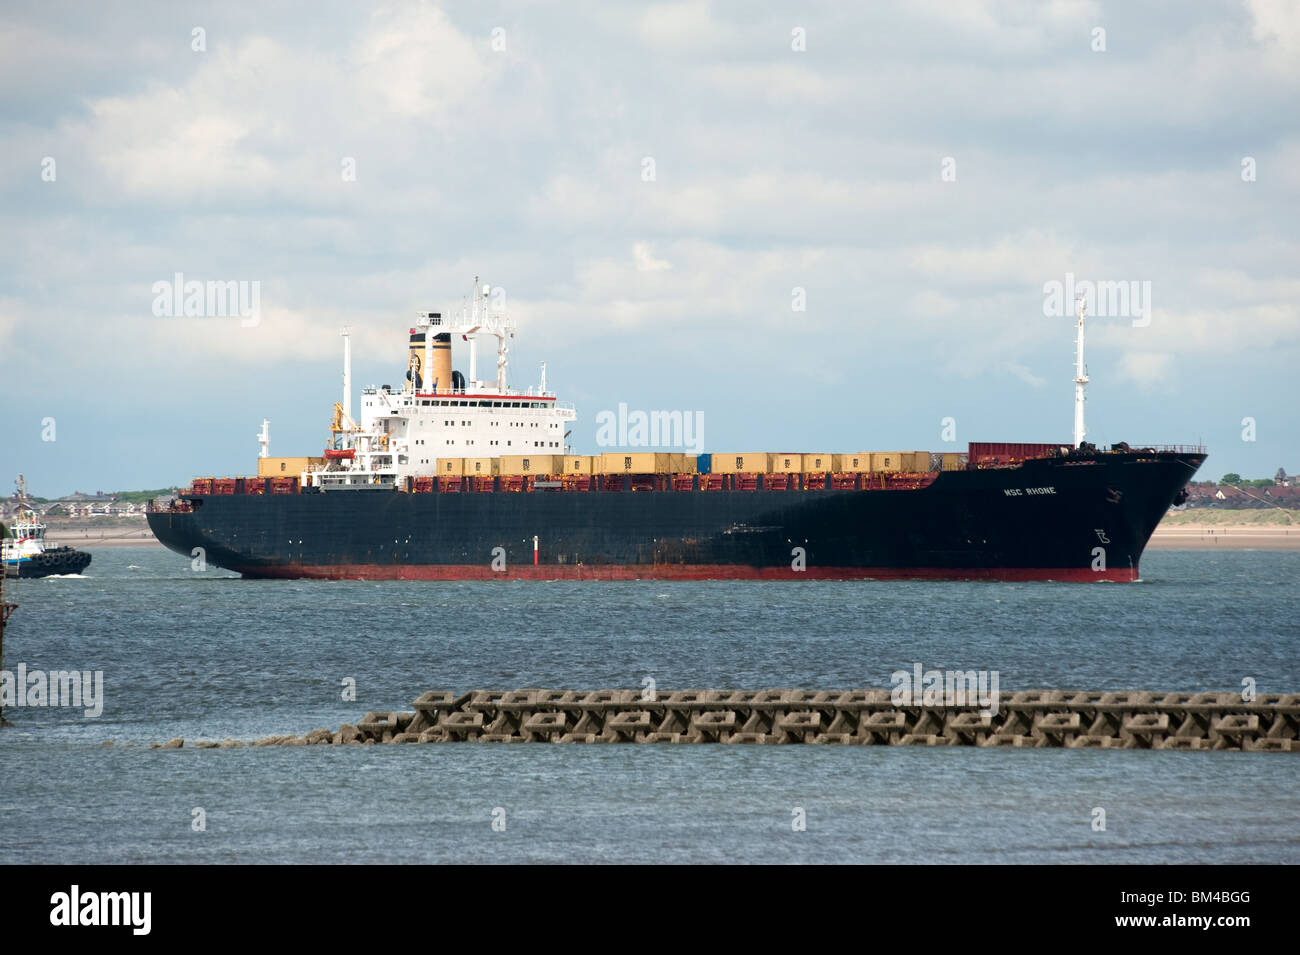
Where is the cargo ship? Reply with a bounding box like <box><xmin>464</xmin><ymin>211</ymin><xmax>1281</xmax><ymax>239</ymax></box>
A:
<box><xmin>148</xmin><ymin>281</ymin><xmax>1205</xmax><ymax>581</ymax></box>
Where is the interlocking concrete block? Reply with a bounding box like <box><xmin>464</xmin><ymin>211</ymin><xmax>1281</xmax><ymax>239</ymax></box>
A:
<box><xmin>522</xmin><ymin>711</ymin><xmax>568</xmax><ymax>740</ymax></box>
<box><xmin>1246</xmin><ymin>738</ymin><xmax>1296</xmax><ymax>752</ymax></box>
<box><xmin>604</xmin><ymin>710</ymin><xmax>653</xmax><ymax>741</ymax></box>
<box><xmin>861</xmin><ymin>710</ymin><xmax>908</xmax><ymax>743</ymax></box>
<box><xmin>413</xmin><ymin>690</ymin><xmax>456</xmax><ymax>712</ymax></box>
<box><xmin>334</xmin><ymin>723</ymin><xmax>361</xmax><ymax>744</ymax></box>
<box><xmin>173</xmin><ymin>687</ymin><xmax>1300</xmax><ymax>749</ymax></box>
<box><xmin>441</xmin><ymin>710</ymin><xmax>486</xmax><ymax>740</ymax></box>
<box><xmin>1123</xmin><ymin>713</ymin><xmax>1171</xmax><ymax>738</ymax></box>
<box><xmin>946</xmin><ymin>711</ymin><xmax>995</xmax><ymax>742</ymax></box>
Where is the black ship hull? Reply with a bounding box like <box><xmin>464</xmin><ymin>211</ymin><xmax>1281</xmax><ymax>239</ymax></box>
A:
<box><xmin>3</xmin><ymin>546</ymin><xmax>93</xmax><ymax>579</ymax></box>
<box><xmin>147</xmin><ymin>450</ymin><xmax>1204</xmax><ymax>581</ymax></box>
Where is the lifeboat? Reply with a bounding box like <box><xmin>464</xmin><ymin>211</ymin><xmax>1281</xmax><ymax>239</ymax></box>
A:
<box><xmin>323</xmin><ymin>448</ymin><xmax>356</xmax><ymax>460</ymax></box>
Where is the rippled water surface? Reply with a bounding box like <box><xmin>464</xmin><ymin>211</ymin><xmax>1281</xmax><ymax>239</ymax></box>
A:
<box><xmin>2</xmin><ymin>547</ymin><xmax>1296</xmax><ymax>863</ymax></box>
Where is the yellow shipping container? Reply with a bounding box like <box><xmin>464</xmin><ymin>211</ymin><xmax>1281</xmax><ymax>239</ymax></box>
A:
<box><xmin>599</xmin><ymin>452</ymin><xmax>673</xmax><ymax>473</ymax></box>
<box><xmin>941</xmin><ymin>453</ymin><xmax>964</xmax><ymax>471</ymax></box>
<box><xmin>462</xmin><ymin>457</ymin><xmax>498</xmax><ymax>476</ymax></box>
<box><xmin>871</xmin><ymin>452</ymin><xmax>905</xmax><ymax>473</ymax></box>
<box><xmin>767</xmin><ymin>453</ymin><xmax>802</xmax><ymax>473</ymax></box>
<box><xmin>904</xmin><ymin>452</ymin><xmax>933</xmax><ymax>473</ymax></box>
<box><xmin>561</xmin><ymin>455</ymin><xmax>595</xmax><ymax>475</ymax></box>
<box><xmin>713</xmin><ymin>453</ymin><xmax>766</xmax><ymax>474</ymax></box>
<box><xmin>257</xmin><ymin>456</ymin><xmax>323</xmax><ymax>478</ymax></box>
<box><xmin>435</xmin><ymin>457</ymin><xmax>464</xmax><ymax>476</ymax></box>
<box><xmin>801</xmin><ymin>453</ymin><xmax>833</xmax><ymax>473</ymax></box>
<box><xmin>499</xmin><ymin>454</ymin><xmax>562</xmax><ymax>476</ymax></box>
<box><xmin>668</xmin><ymin>453</ymin><xmax>698</xmax><ymax>474</ymax></box>
<box><xmin>833</xmin><ymin>453</ymin><xmax>871</xmax><ymax>473</ymax></box>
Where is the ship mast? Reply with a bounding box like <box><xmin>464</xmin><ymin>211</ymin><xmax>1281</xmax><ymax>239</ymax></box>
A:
<box><xmin>1073</xmin><ymin>295</ymin><xmax>1088</xmax><ymax>448</ymax></box>
<box><xmin>341</xmin><ymin>325</ymin><xmax>352</xmax><ymax>427</ymax></box>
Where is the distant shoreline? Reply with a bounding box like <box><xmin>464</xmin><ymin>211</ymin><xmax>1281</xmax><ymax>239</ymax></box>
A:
<box><xmin>46</xmin><ymin>532</ymin><xmax>162</xmax><ymax>549</ymax></box>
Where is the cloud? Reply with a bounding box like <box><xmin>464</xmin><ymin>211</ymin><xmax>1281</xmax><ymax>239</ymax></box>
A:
<box><xmin>54</xmin><ymin>4</ymin><xmax>491</xmax><ymax>206</ymax></box>
<box><xmin>1001</xmin><ymin>361</ymin><xmax>1047</xmax><ymax>388</ymax></box>
<box><xmin>354</xmin><ymin>3</ymin><xmax>490</xmax><ymax>118</ymax></box>
<box><xmin>2</xmin><ymin>1</ymin><xmax>1297</xmax><ymax>492</ymax></box>
<box><xmin>1246</xmin><ymin>0</ymin><xmax>1300</xmax><ymax>75</ymax></box>
<box><xmin>1116</xmin><ymin>352</ymin><xmax>1174</xmax><ymax>391</ymax></box>
<box><xmin>633</xmin><ymin>242</ymin><xmax>673</xmax><ymax>272</ymax></box>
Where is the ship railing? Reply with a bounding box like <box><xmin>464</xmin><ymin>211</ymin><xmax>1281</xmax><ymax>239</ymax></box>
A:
<box><xmin>1135</xmin><ymin>444</ymin><xmax>1207</xmax><ymax>454</ymax></box>
<box><xmin>392</xmin><ymin>385</ymin><xmax>561</xmax><ymax>399</ymax></box>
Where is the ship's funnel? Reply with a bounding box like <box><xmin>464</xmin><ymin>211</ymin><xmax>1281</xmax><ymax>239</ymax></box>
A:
<box><xmin>430</xmin><ymin>332</ymin><xmax>452</xmax><ymax>393</ymax></box>
<box><xmin>407</xmin><ymin>329</ymin><xmax>425</xmax><ymax>391</ymax></box>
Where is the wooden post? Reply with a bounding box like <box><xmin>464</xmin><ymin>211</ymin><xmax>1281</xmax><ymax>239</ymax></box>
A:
<box><xmin>0</xmin><ymin>553</ymin><xmax>12</xmax><ymax>727</ymax></box>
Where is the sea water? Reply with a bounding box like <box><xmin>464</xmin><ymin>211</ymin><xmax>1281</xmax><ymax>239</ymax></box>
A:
<box><xmin>1</xmin><ymin>547</ymin><xmax>1296</xmax><ymax>863</ymax></box>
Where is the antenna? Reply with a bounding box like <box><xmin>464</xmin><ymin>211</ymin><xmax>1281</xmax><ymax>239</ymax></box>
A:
<box><xmin>341</xmin><ymin>326</ymin><xmax>352</xmax><ymax>426</ymax></box>
<box><xmin>1073</xmin><ymin>295</ymin><xmax>1088</xmax><ymax>448</ymax></box>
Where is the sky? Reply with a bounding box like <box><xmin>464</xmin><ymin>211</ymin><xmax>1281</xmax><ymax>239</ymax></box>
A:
<box><xmin>2</xmin><ymin>0</ymin><xmax>1297</xmax><ymax>497</ymax></box>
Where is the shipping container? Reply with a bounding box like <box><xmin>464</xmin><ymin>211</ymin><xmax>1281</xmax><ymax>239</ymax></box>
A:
<box><xmin>668</xmin><ymin>453</ymin><xmax>698</xmax><ymax>474</ymax></box>
<box><xmin>561</xmin><ymin>455</ymin><xmax>595</xmax><ymax>475</ymax></box>
<box><xmin>801</xmin><ymin>453</ymin><xmax>833</xmax><ymax>473</ymax></box>
<box><xmin>871</xmin><ymin>452</ymin><xmax>905</xmax><ymax>473</ymax></box>
<box><xmin>767</xmin><ymin>453</ymin><xmax>802</xmax><ymax>473</ymax></box>
<box><xmin>696</xmin><ymin>453</ymin><xmax>712</xmax><ymax>474</ymax></box>
<box><xmin>967</xmin><ymin>442</ymin><xmax>1060</xmax><ymax>464</ymax></box>
<box><xmin>436</xmin><ymin>457</ymin><xmax>465</xmax><ymax>476</ymax></box>
<box><xmin>599</xmin><ymin>452</ymin><xmax>673</xmax><ymax>473</ymax></box>
<box><xmin>257</xmin><ymin>456</ymin><xmax>323</xmax><ymax>478</ymax></box>
<box><xmin>499</xmin><ymin>454</ymin><xmax>561</xmax><ymax>476</ymax></box>
<box><xmin>712</xmin><ymin>453</ymin><xmax>765</xmax><ymax>474</ymax></box>
<box><xmin>902</xmin><ymin>451</ymin><xmax>932</xmax><ymax>472</ymax></box>
<box><xmin>941</xmin><ymin>452</ymin><xmax>967</xmax><ymax>471</ymax></box>
<box><xmin>833</xmin><ymin>453</ymin><xmax>871</xmax><ymax>473</ymax></box>
<box><xmin>462</xmin><ymin>457</ymin><xmax>499</xmax><ymax>476</ymax></box>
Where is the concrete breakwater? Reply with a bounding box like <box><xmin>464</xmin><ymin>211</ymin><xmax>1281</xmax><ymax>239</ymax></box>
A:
<box><xmin>154</xmin><ymin>688</ymin><xmax>1300</xmax><ymax>750</ymax></box>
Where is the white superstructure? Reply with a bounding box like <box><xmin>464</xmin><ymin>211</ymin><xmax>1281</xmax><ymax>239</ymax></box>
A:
<box><xmin>2</xmin><ymin>476</ymin><xmax>48</xmax><ymax>567</ymax></box>
<box><xmin>309</xmin><ymin>279</ymin><xmax>576</xmax><ymax>490</ymax></box>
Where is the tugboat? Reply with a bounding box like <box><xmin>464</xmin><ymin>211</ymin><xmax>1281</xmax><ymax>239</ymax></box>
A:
<box><xmin>1</xmin><ymin>477</ymin><xmax>92</xmax><ymax>579</ymax></box>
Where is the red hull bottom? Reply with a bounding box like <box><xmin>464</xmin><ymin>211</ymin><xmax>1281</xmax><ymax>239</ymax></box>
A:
<box><xmin>235</xmin><ymin>563</ymin><xmax>1140</xmax><ymax>582</ymax></box>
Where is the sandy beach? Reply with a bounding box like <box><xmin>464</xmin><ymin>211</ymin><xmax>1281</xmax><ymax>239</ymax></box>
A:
<box><xmin>46</xmin><ymin>531</ymin><xmax>162</xmax><ymax>549</ymax></box>
<box><xmin>1146</xmin><ymin>525</ymin><xmax>1300</xmax><ymax>550</ymax></box>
